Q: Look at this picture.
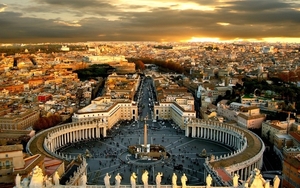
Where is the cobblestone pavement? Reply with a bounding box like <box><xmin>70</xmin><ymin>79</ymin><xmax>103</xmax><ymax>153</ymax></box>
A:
<box><xmin>60</xmin><ymin>121</ymin><xmax>233</xmax><ymax>186</ymax></box>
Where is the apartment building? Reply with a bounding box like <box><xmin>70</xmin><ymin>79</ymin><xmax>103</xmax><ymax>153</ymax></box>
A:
<box><xmin>104</xmin><ymin>73</ymin><xmax>140</xmax><ymax>100</ymax></box>
<box><xmin>0</xmin><ymin>108</ymin><xmax>39</xmax><ymax>130</ymax></box>
<box><xmin>153</xmin><ymin>75</ymin><xmax>196</xmax><ymax>129</ymax></box>
<box><xmin>237</xmin><ymin>106</ymin><xmax>266</xmax><ymax>129</ymax></box>
<box><xmin>217</xmin><ymin>101</ymin><xmax>249</xmax><ymax>122</ymax></box>
<box><xmin>199</xmin><ymin>104</ymin><xmax>217</xmax><ymax>120</ymax></box>
<box><xmin>282</xmin><ymin>146</ymin><xmax>300</xmax><ymax>188</ymax></box>
<box><xmin>261</xmin><ymin>120</ymin><xmax>290</xmax><ymax>144</ymax></box>
<box><xmin>0</xmin><ymin>145</ymin><xmax>24</xmax><ymax>183</ymax></box>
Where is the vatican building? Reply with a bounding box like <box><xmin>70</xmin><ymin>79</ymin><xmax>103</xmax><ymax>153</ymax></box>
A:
<box><xmin>23</xmin><ymin>116</ymin><xmax>278</xmax><ymax>188</ymax></box>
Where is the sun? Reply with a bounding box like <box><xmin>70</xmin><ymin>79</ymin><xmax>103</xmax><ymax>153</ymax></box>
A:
<box><xmin>183</xmin><ymin>37</ymin><xmax>221</xmax><ymax>43</ymax></box>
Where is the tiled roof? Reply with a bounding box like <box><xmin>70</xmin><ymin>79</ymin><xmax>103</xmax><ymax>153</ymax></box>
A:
<box><xmin>289</xmin><ymin>131</ymin><xmax>300</xmax><ymax>142</ymax></box>
<box><xmin>216</xmin><ymin>168</ymin><xmax>232</xmax><ymax>182</ymax></box>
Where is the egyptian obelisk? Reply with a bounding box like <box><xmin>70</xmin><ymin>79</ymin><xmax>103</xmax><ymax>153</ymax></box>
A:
<box><xmin>144</xmin><ymin>118</ymin><xmax>147</xmax><ymax>152</ymax></box>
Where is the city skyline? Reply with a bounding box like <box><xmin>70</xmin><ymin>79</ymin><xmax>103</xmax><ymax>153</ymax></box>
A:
<box><xmin>1</xmin><ymin>0</ymin><xmax>300</xmax><ymax>43</ymax></box>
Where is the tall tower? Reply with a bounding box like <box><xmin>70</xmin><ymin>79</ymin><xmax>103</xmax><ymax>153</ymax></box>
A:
<box><xmin>143</xmin><ymin>119</ymin><xmax>147</xmax><ymax>152</ymax></box>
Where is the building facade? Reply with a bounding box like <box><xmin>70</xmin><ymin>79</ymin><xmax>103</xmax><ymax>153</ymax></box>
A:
<box><xmin>261</xmin><ymin>120</ymin><xmax>289</xmax><ymax>144</ymax></box>
<box><xmin>0</xmin><ymin>144</ymin><xmax>25</xmax><ymax>183</ymax></box>
<box><xmin>0</xmin><ymin>108</ymin><xmax>40</xmax><ymax>130</ymax></box>
<box><xmin>237</xmin><ymin>106</ymin><xmax>266</xmax><ymax>129</ymax></box>
<box><xmin>282</xmin><ymin>147</ymin><xmax>300</xmax><ymax>188</ymax></box>
<box><xmin>72</xmin><ymin>97</ymin><xmax>138</xmax><ymax>129</ymax></box>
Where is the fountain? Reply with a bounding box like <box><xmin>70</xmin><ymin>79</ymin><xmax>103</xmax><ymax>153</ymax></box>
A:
<box><xmin>127</xmin><ymin>118</ymin><xmax>169</xmax><ymax>164</ymax></box>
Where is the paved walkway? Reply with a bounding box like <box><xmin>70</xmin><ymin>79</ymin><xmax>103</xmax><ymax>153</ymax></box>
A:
<box><xmin>60</xmin><ymin>121</ymin><xmax>233</xmax><ymax>186</ymax></box>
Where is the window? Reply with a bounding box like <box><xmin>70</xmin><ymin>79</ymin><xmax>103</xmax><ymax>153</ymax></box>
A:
<box><xmin>5</xmin><ymin>161</ymin><xmax>10</xmax><ymax>169</ymax></box>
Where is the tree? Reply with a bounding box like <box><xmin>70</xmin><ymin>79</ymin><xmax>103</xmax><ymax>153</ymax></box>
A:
<box><xmin>33</xmin><ymin>114</ymin><xmax>62</xmax><ymax>132</ymax></box>
<box><xmin>135</xmin><ymin>60</ymin><xmax>145</xmax><ymax>70</ymax></box>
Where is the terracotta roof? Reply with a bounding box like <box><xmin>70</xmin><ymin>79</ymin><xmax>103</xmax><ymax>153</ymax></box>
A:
<box><xmin>289</xmin><ymin>131</ymin><xmax>300</xmax><ymax>142</ymax></box>
<box><xmin>44</xmin><ymin>157</ymin><xmax>63</xmax><ymax>176</ymax></box>
<box><xmin>269</xmin><ymin>123</ymin><xmax>286</xmax><ymax>130</ymax></box>
<box><xmin>238</xmin><ymin>113</ymin><xmax>265</xmax><ymax>120</ymax></box>
<box><xmin>216</xmin><ymin>168</ymin><xmax>232</xmax><ymax>182</ymax></box>
<box><xmin>284</xmin><ymin>155</ymin><xmax>300</xmax><ymax>170</ymax></box>
<box><xmin>23</xmin><ymin>154</ymin><xmax>42</xmax><ymax>169</ymax></box>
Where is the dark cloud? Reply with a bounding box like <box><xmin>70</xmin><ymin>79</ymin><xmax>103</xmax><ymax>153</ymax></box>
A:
<box><xmin>35</xmin><ymin>0</ymin><xmax>115</xmax><ymax>9</ymax></box>
<box><xmin>223</xmin><ymin>0</ymin><xmax>293</xmax><ymax>12</ymax></box>
<box><xmin>1</xmin><ymin>0</ymin><xmax>300</xmax><ymax>42</ymax></box>
<box><xmin>30</xmin><ymin>0</ymin><xmax>119</xmax><ymax>17</ymax></box>
<box><xmin>191</xmin><ymin>0</ymin><xmax>220</xmax><ymax>6</ymax></box>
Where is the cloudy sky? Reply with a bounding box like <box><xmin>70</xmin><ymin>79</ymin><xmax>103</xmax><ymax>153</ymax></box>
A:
<box><xmin>1</xmin><ymin>0</ymin><xmax>300</xmax><ymax>43</ymax></box>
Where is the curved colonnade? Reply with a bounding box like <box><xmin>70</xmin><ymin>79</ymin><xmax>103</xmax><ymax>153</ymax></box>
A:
<box><xmin>185</xmin><ymin>119</ymin><xmax>265</xmax><ymax>186</ymax></box>
<box><xmin>27</xmin><ymin>119</ymin><xmax>264</xmax><ymax>187</ymax></box>
<box><xmin>43</xmin><ymin>120</ymin><xmax>106</xmax><ymax>156</ymax></box>
<box><xmin>26</xmin><ymin>120</ymin><xmax>107</xmax><ymax>186</ymax></box>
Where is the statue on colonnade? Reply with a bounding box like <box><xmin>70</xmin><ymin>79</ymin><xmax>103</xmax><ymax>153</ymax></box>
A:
<box><xmin>104</xmin><ymin>173</ymin><xmax>111</xmax><ymax>188</ymax></box>
<box><xmin>142</xmin><ymin>170</ymin><xmax>149</xmax><ymax>188</ymax></box>
<box><xmin>130</xmin><ymin>172</ymin><xmax>137</xmax><ymax>188</ymax></box>
<box><xmin>172</xmin><ymin>173</ymin><xmax>177</xmax><ymax>188</ymax></box>
<box><xmin>115</xmin><ymin>173</ymin><xmax>122</xmax><ymax>188</ymax></box>
<box><xmin>181</xmin><ymin>173</ymin><xmax>188</xmax><ymax>188</ymax></box>
<box><xmin>206</xmin><ymin>174</ymin><xmax>212</xmax><ymax>187</ymax></box>
<box><xmin>156</xmin><ymin>172</ymin><xmax>163</xmax><ymax>188</ymax></box>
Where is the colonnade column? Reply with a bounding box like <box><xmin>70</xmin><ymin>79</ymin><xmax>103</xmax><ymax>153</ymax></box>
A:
<box><xmin>87</xmin><ymin>129</ymin><xmax>89</xmax><ymax>139</ymax></box>
<box><xmin>193</xmin><ymin>127</ymin><xmax>196</xmax><ymax>137</ymax></box>
<box><xmin>58</xmin><ymin>135</ymin><xmax>61</xmax><ymax>147</ymax></box>
<box><xmin>73</xmin><ymin>131</ymin><xmax>76</xmax><ymax>142</ymax></box>
<box><xmin>104</xmin><ymin>127</ymin><xmax>107</xmax><ymax>137</ymax></box>
<box><xmin>50</xmin><ymin>142</ymin><xmax>53</xmax><ymax>152</ymax></box>
<box><xmin>186</xmin><ymin>126</ymin><xmax>190</xmax><ymax>137</ymax></box>
<box><xmin>65</xmin><ymin>133</ymin><xmax>67</xmax><ymax>144</ymax></box>
<box><xmin>201</xmin><ymin>127</ymin><xmax>203</xmax><ymax>137</ymax></box>
<box><xmin>241</xmin><ymin>168</ymin><xmax>244</xmax><ymax>181</ymax></box>
<box><xmin>59</xmin><ymin>135</ymin><xmax>62</xmax><ymax>147</ymax></box>
<box><xmin>70</xmin><ymin>131</ymin><xmax>73</xmax><ymax>142</ymax></box>
<box><xmin>55</xmin><ymin>137</ymin><xmax>57</xmax><ymax>150</ymax></box>
<box><xmin>96</xmin><ymin>127</ymin><xmax>100</xmax><ymax>138</ymax></box>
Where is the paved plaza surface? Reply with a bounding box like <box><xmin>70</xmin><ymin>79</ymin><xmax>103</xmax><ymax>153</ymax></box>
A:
<box><xmin>60</xmin><ymin>121</ymin><xmax>233</xmax><ymax>186</ymax></box>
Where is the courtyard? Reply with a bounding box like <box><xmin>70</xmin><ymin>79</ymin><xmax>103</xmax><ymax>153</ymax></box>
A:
<box><xmin>59</xmin><ymin>120</ymin><xmax>233</xmax><ymax>186</ymax></box>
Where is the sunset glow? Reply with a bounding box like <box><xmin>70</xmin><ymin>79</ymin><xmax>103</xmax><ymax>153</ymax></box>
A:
<box><xmin>217</xmin><ymin>22</ymin><xmax>230</xmax><ymax>26</ymax></box>
<box><xmin>262</xmin><ymin>37</ymin><xmax>300</xmax><ymax>43</ymax></box>
<box><xmin>185</xmin><ymin>37</ymin><xmax>221</xmax><ymax>43</ymax></box>
<box><xmin>173</xmin><ymin>3</ymin><xmax>215</xmax><ymax>11</ymax></box>
<box><xmin>0</xmin><ymin>0</ymin><xmax>300</xmax><ymax>43</ymax></box>
<box><xmin>183</xmin><ymin>37</ymin><xmax>300</xmax><ymax>43</ymax></box>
